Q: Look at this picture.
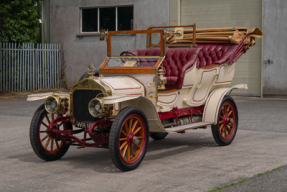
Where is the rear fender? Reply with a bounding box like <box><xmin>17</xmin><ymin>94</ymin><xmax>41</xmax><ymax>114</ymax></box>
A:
<box><xmin>202</xmin><ymin>84</ymin><xmax>248</xmax><ymax>123</ymax></box>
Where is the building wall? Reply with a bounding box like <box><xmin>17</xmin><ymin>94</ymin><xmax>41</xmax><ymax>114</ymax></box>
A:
<box><xmin>49</xmin><ymin>0</ymin><xmax>169</xmax><ymax>87</ymax></box>
<box><xmin>263</xmin><ymin>0</ymin><xmax>287</xmax><ymax>96</ymax></box>
<box><xmin>42</xmin><ymin>0</ymin><xmax>50</xmax><ymax>43</ymax></box>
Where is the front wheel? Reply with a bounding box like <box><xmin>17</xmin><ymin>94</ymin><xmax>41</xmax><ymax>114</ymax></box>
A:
<box><xmin>211</xmin><ymin>96</ymin><xmax>238</xmax><ymax>146</ymax></box>
<box><xmin>30</xmin><ymin>104</ymin><xmax>72</xmax><ymax>161</ymax></box>
<box><xmin>109</xmin><ymin>107</ymin><xmax>149</xmax><ymax>171</ymax></box>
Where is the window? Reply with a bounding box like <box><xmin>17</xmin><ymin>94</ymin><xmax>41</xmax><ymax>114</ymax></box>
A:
<box><xmin>81</xmin><ymin>6</ymin><xmax>133</xmax><ymax>33</ymax></box>
<box><xmin>82</xmin><ymin>8</ymin><xmax>98</xmax><ymax>32</ymax></box>
<box><xmin>118</xmin><ymin>7</ymin><xmax>133</xmax><ymax>31</ymax></box>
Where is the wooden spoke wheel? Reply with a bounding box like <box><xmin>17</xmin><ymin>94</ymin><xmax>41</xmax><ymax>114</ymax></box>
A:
<box><xmin>30</xmin><ymin>104</ymin><xmax>72</xmax><ymax>161</ymax></box>
<box><xmin>211</xmin><ymin>96</ymin><xmax>238</xmax><ymax>146</ymax></box>
<box><xmin>109</xmin><ymin>107</ymin><xmax>149</xmax><ymax>171</ymax></box>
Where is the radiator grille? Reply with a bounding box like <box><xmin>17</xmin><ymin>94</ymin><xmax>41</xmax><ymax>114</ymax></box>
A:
<box><xmin>72</xmin><ymin>90</ymin><xmax>102</xmax><ymax>123</ymax></box>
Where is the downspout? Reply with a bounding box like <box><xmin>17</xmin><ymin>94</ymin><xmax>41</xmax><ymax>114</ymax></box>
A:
<box><xmin>37</xmin><ymin>0</ymin><xmax>42</xmax><ymax>43</ymax></box>
<box><xmin>178</xmin><ymin>0</ymin><xmax>180</xmax><ymax>25</ymax></box>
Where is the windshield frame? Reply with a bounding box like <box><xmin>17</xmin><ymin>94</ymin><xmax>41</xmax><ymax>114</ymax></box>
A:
<box><xmin>106</xmin><ymin>29</ymin><xmax>165</xmax><ymax>57</ymax></box>
<box><xmin>100</xmin><ymin>56</ymin><xmax>164</xmax><ymax>74</ymax></box>
<box><xmin>100</xmin><ymin>29</ymin><xmax>165</xmax><ymax>74</ymax></box>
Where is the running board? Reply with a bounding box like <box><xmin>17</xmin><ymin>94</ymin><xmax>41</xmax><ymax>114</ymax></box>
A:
<box><xmin>166</xmin><ymin>122</ymin><xmax>214</xmax><ymax>133</ymax></box>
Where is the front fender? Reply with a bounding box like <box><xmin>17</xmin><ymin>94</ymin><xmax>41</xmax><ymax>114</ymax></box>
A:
<box><xmin>202</xmin><ymin>84</ymin><xmax>248</xmax><ymax>123</ymax></box>
<box><xmin>27</xmin><ymin>92</ymin><xmax>70</xmax><ymax>101</ymax></box>
<box><xmin>107</xmin><ymin>96</ymin><xmax>167</xmax><ymax>133</ymax></box>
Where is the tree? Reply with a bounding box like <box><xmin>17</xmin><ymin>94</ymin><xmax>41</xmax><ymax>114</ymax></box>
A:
<box><xmin>0</xmin><ymin>0</ymin><xmax>39</xmax><ymax>43</ymax></box>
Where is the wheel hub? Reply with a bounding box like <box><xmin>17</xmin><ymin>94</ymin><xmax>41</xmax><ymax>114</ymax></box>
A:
<box><xmin>133</xmin><ymin>136</ymin><xmax>140</xmax><ymax>145</ymax></box>
<box><xmin>223</xmin><ymin>115</ymin><xmax>230</xmax><ymax>126</ymax></box>
<box><xmin>127</xmin><ymin>133</ymin><xmax>134</xmax><ymax>145</ymax></box>
<box><xmin>49</xmin><ymin>126</ymin><xmax>59</xmax><ymax>138</ymax></box>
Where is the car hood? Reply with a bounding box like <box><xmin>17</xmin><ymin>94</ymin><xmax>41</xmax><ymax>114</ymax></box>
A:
<box><xmin>98</xmin><ymin>76</ymin><xmax>145</xmax><ymax>97</ymax></box>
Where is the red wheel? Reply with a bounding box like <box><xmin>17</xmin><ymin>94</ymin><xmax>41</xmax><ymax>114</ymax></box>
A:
<box><xmin>109</xmin><ymin>107</ymin><xmax>149</xmax><ymax>171</ymax></box>
<box><xmin>118</xmin><ymin>114</ymin><xmax>146</xmax><ymax>164</ymax></box>
<box><xmin>212</xmin><ymin>96</ymin><xmax>238</xmax><ymax>146</ymax></box>
<box><xmin>30</xmin><ymin>104</ymin><xmax>72</xmax><ymax>161</ymax></box>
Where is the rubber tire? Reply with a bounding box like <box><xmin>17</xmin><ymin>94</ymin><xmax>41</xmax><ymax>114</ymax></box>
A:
<box><xmin>150</xmin><ymin>132</ymin><xmax>168</xmax><ymax>140</ymax></box>
<box><xmin>30</xmin><ymin>104</ymin><xmax>72</xmax><ymax>161</ymax></box>
<box><xmin>211</xmin><ymin>96</ymin><xmax>238</xmax><ymax>146</ymax></box>
<box><xmin>109</xmin><ymin>106</ymin><xmax>149</xmax><ymax>171</ymax></box>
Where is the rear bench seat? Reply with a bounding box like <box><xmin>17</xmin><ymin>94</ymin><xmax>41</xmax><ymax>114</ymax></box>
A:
<box><xmin>196</xmin><ymin>44</ymin><xmax>238</xmax><ymax>68</ymax></box>
<box><xmin>129</xmin><ymin>44</ymin><xmax>238</xmax><ymax>89</ymax></box>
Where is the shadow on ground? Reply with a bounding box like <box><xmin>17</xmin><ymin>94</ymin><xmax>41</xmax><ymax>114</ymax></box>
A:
<box><xmin>9</xmin><ymin>130</ymin><xmax>218</xmax><ymax>173</ymax></box>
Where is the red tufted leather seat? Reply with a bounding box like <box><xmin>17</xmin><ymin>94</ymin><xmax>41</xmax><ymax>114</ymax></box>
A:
<box><xmin>196</xmin><ymin>44</ymin><xmax>238</xmax><ymax>68</ymax></box>
<box><xmin>129</xmin><ymin>44</ymin><xmax>238</xmax><ymax>89</ymax></box>
<box><xmin>162</xmin><ymin>48</ymin><xmax>200</xmax><ymax>89</ymax></box>
<box><xmin>130</xmin><ymin>48</ymin><xmax>200</xmax><ymax>89</ymax></box>
<box><xmin>129</xmin><ymin>49</ymin><xmax>161</xmax><ymax>67</ymax></box>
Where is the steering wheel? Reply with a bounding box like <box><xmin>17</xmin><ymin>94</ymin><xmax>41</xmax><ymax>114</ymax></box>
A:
<box><xmin>120</xmin><ymin>51</ymin><xmax>140</xmax><ymax>65</ymax></box>
<box><xmin>120</xmin><ymin>51</ymin><xmax>137</xmax><ymax>57</ymax></box>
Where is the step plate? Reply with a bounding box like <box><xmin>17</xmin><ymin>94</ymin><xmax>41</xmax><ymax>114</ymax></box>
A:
<box><xmin>166</xmin><ymin>122</ymin><xmax>214</xmax><ymax>133</ymax></box>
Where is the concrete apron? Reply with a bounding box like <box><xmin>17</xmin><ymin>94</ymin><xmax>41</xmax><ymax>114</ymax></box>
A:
<box><xmin>0</xmin><ymin>115</ymin><xmax>286</xmax><ymax>192</ymax></box>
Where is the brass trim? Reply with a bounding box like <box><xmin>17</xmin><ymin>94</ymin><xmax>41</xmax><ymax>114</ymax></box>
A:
<box><xmin>45</xmin><ymin>96</ymin><xmax>61</xmax><ymax>114</ymax></box>
<box><xmin>156</xmin><ymin>56</ymin><xmax>165</xmax><ymax>70</ymax></box>
<box><xmin>156</xmin><ymin>87</ymin><xmax>158</xmax><ymax>103</ymax></box>
<box><xmin>153</xmin><ymin>57</ymin><xmax>166</xmax><ymax>102</ymax></box>
<box><xmin>100</xmin><ymin>29</ymin><xmax>105</xmax><ymax>41</ymax></box>
<box><xmin>88</xmin><ymin>98</ymin><xmax>104</xmax><ymax>117</ymax></box>
<box><xmin>158</xmin><ymin>89</ymin><xmax>178</xmax><ymax>93</ymax></box>
<box><xmin>70</xmin><ymin>78</ymin><xmax>112</xmax><ymax>123</ymax></box>
<box><xmin>100</xmin><ymin>57</ymin><xmax>164</xmax><ymax>74</ymax></box>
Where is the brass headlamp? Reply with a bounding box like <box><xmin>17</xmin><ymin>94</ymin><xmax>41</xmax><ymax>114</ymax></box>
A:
<box><xmin>45</xmin><ymin>96</ymin><xmax>68</xmax><ymax>114</ymax></box>
<box><xmin>153</xmin><ymin>68</ymin><xmax>167</xmax><ymax>90</ymax></box>
<box><xmin>88</xmin><ymin>98</ymin><xmax>104</xmax><ymax>117</ymax></box>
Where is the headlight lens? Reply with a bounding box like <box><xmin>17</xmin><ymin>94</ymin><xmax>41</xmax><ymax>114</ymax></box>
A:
<box><xmin>88</xmin><ymin>98</ymin><xmax>104</xmax><ymax>117</ymax></box>
<box><xmin>45</xmin><ymin>96</ymin><xmax>60</xmax><ymax>113</ymax></box>
<box><xmin>95</xmin><ymin>103</ymin><xmax>102</xmax><ymax>112</ymax></box>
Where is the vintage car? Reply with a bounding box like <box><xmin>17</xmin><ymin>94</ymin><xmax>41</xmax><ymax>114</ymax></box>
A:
<box><xmin>28</xmin><ymin>25</ymin><xmax>262</xmax><ymax>171</ymax></box>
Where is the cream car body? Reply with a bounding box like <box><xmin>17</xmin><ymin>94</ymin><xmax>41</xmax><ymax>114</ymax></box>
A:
<box><xmin>27</xmin><ymin>25</ymin><xmax>262</xmax><ymax>171</ymax></box>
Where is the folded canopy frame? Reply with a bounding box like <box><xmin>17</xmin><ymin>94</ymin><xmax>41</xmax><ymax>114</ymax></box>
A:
<box><xmin>165</xmin><ymin>27</ymin><xmax>263</xmax><ymax>51</ymax></box>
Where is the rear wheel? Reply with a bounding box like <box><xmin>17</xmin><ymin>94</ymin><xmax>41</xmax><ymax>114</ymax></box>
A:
<box><xmin>30</xmin><ymin>104</ymin><xmax>72</xmax><ymax>161</ymax></box>
<box><xmin>211</xmin><ymin>96</ymin><xmax>238</xmax><ymax>146</ymax></box>
<box><xmin>150</xmin><ymin>132</ymin><xmax>168</xmax><ymax>140</ymax></box>
<box><xmin>109</xmin><ymin>107</ymin><xmax>149</xmax><ymax>171</ymax></box>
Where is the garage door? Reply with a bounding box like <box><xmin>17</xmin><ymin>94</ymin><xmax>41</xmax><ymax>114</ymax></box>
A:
<box><xmin>179</xmin><ymin>0</ymin><xmax>262</xmax><ymax>96</ymax></box>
